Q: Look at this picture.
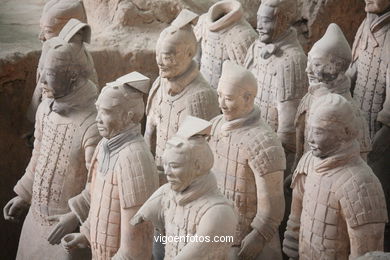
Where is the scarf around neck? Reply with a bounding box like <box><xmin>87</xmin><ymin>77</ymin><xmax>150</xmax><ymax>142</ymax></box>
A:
<box><xmin>220</xmin><ymin>106</ymin><xmax>261</xmax><ymax>133</ymax></box>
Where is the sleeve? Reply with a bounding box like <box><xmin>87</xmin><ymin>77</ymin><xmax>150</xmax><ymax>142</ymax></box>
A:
<box><xmin>243</xmin><ymin>41</ymin><xmax>256</xmax><ymax>70</ymax></box>
<box><xmin>68</xmin><ymin>184</ymin><xmax>92</xmax><ymax>223</ymax></box>
<box><xmin>117</xmin><ymin>147</ymin><xmax>159</xmax><ymax>209</ymax></box>
<box><xmin>187</xmin><ymin>88</ymin><xmax>220</xmax><ymax>121</ymax></box>
<box><xmin>81</xmin><ymin>119</ymin><xmax>101</xmax><ymax>170</ymax></box>
<box><xmin>224</xmin><ymin>21</ymin><xmax>257</xmax><ymax>66</ymax></box>
<box><xmin>377</xmin><ymin>65</ymin><xmax>390</xmax><ymax>127</ymax></box>
<box><xmin>14</xmin><ymin>103</ymin><xmax>46</xmax><ymax>202</ymax></box>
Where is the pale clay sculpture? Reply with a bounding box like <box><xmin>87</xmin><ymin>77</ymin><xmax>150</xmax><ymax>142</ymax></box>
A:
<box><xmin>194</xmin><ymin>0</ymin><xmax>257</xmax><ymax>89</ymax></box>
<box><xmin>348</xmin><ymin>0</ymin><xmax>390</xmax><ymax>234</ymax></box>
<box><xmin>39</xmin><ymin>0</ymin><xmax>87</xmax><ymax>42</ymax></box>
<box><xmin>295</xmin><ymin>23</ymin><xmax>371</xmax><ymax>167</ymax></box>
<box><xmin>131</xmin><ymin>116</ymin><xmax>238</xmax><ymax>260</ymax></box>
<box><xmin>28</xmin><ymin>18</ymin><xmax>98</xmax><ymax>123</ymax></box>
<box><xmin>209</xmin><ymin>61</ymin><xmax>286</xmax><ymax>260</ymax></box>
<box><xmin>3</xmin><ymin>40</ymin><xmax>100</xmax><ymax>260</ymax></box>
<box><xmin>244</xmin><ymin>0</ymin><xmax>308</xmax><ymax>164</ymax></box>
<box><xmin>61</xmin><ymin>72</ymin><xmax>159</xmax><ymax>260</ymax></box>
<box><xmin>283</xmin><ymin>93</ymin><xmax>388</xmax><ymax>260</ymax></box>
<box><xmin>145</xmin><ymin>9</ymin><xmax>220</xmax><ymax>183</ymax></box>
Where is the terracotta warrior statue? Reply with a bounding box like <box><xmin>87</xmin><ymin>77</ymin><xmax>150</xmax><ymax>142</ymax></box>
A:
<box><xmin>295</xmin><ymin>23</ymin><xmax>371</xmax><ymax>167</ymax></box>
<box><xmin>194</xmin><ymin>0</ymin><xmax>257</xmax><ymax>89</ymax></box>
<box><xmin>28</xmin><ymin>18</ymin><xmax>98</xmax><ymax>124</ymax></box>
<box><xmin>348</xmin><ymin>0</ymin><xmax>390</xmax><ymax>243</ymax></box>
<box><xmin>39</xmin><ymin>0</ymin><xmax>87</xmax><ymax>42</ymax></box>
<box><xmin>61</xmin><ymin>72</ymin><xmax>159</xmax><ymax>260</ymax></box>
<box><xmin>209</xmin><ymin>61</ymin><xmax>286</xmax><ymax>260</ymax></box>
<box><xmin>131</xmin><ymin>116</ymin><xmax>237</xmax><ymax>260</ymax></box>
<box><xmin>283</xmin><ymin>94</ymin><xmax>388</xmax><ymax>260</ymax></box>
<box><xmin>145</xmin><ymin>9</ymin><xmax>220</xmax><ymax>183</ymax></box>
<box><xmin>245</xmin><ymin>0</ymin><xmax>308</xmax><ymax>170</ymax></box>
<box><xmin>3</xmin><ymin>39</ymin><xmax>100</xmax><ymax>260</ymax></box>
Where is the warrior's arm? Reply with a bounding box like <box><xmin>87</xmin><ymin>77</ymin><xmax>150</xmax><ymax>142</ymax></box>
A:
<box><xmin>348</xmin><ymin>223</ymin><xmax>385</xmax><ymax>258</ymax></box>
<box><xmin>251</xmin><ymin>171</ymin><xmax>285</xmax><ymax>243</ymax></box>
<box><xmin>144</xmin><ymin>116</ymin><xmax>157</xmax><ymax>156</ymax></box>
<box><xmin>294</xmin><ymin>112</ymin><xmax>306</xmax><ymax>170</ymax></box>
<box><xmin>174</xmin><ymin>205</ymin><xmax>237</xmax><ymax>260</ymax></box>
<box><xmin>277</xmin><ymin>99</ymin><xmax>300</xmax><ymax>153</ymax></box>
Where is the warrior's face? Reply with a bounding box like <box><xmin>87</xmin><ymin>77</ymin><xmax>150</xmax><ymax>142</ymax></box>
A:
<box><xmin>95</xmin><ymin>93</ymin><xmax>131</xmax><ymax>139</ymax></box>
<box><xmin>365</xmin><ymin>0</ymin><xmax>390</xmax><ymax>14</ymax></box>
<box><xmin>217</xmin><ymin>82</ymin><xmax>252</xmax><ymax>121</ymax></box>
<box><xmin>156</xmin><ymin>38</ymin><xmax>192</xmax><ymax>80</ymax></box>
<box><xmin>40</xmin><ymin>57</ymin><xmax>71</xmax><ymax>99</ymax></box>
<box><xmin>307</xmin><ymin>116</ymin><xmax>343</xmax><ymax>158</ymax></box>
<box><xmin>257</xmin><ymin>4</ymin><xmax>288</xmax><ymax>44</ymax></box>
<box><xmin>306</xmin><ymin>54</ymin><xmax>340</xmax><ymax>84</ymax></box>
<box><xmin>163</xmin><ymin>147</ymin><xmax>196</xmax><ymax>192</ymax></box>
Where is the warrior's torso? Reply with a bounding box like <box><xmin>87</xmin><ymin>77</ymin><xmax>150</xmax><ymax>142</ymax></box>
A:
<box><xmin>209</xmin><ymin>112</ymin><xmax>285</xmax><ymax>244</ymax></box>
<box><xmin>352</xmin><ymin>14</ymin><xmax>390</xmax><ymax>138</ymax></box>
<box><xmin>87</xmin><ymin>134</ymin><xmax>158</xmax><ymax>259</ymax></box>
<box><xmin>160</xmin><ymin>182</ymin><xmax>233</xmax><ymax>260</ymax></box>
<box><xmin>31</xmin><ymin>103</ymin><xmax>99</xmax><ymax>225</ymax></box>
<box><xmin>147</xmin><ymin>72</ymin><xmax>219</xmax><ymax>168</ymax></box>
<box><xmin>299</xmin><ymin>152</ymin><xmax>387</xmax><ymax>260</ymax></box>
<box><xmin>195</xmin><ymin>11</ymin><xmax>256</xmax><ymax>89</ymax></box>
<box><xmin>246</xmin><ymin>30</ymin><xmax>307</xmax><ymax>131</ymax></box>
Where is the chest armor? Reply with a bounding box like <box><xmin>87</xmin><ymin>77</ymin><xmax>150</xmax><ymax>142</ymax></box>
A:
<box><xmin>89</xmin><ymin>164</ymin><xmax>121</xmax><ymax>260</ymax></box>
<box><xmin>155</xmin><ymin>86</ymin><xmax>191</xmax><ymax>168</ymax></box>
<box><xmin>209</xmin><ymin>119</ymin><xmax>257</xmax><ymax>244</ymax></box>
<box><xmin>200</xmin><ymin>29</ymin><xmax>228</xmax><ymax>89</ymax></box>
<box><xmin>31</xmin><ymin>112</ymin><xmax>79</xmax><ymax>224</ymax></box>
<box><xmin>300</xmin><ymin>170</ymin><xmax>349</xmax><ymax>260</ymax></box>
<box><xmin>251</xmin><ymin>53</ymin><xmax>279</xmax><ymax>131</ymax></box>
<box><xmin>353</xmin><ymin>31</ymin><xmax>388</xmax><ymax>138</ymax></box>
<box><xmin>162</xmin><ymin>191</ymin><xmax>228</xmax><ymax>260</ymax></box>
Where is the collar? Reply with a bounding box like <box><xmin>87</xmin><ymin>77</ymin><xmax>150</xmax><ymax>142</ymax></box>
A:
<box><xmin>175</xmin><ymin>172</ymin><xmax>218</xmax><ymax>206</ymax></box>
<box><xmin>314</xmin><ymin>141</ymin><xmax>360</xmax><ymax>173</ymax></box>
<box><xmin>369</xmin><ymin>9</ymin><xmax>390</xmax><ymax>33</ymax></box>
<box><xmin>98</xmin><ymin>124</ymin><xmax>141</xmax><ymax>175</ymax></box>
<box><xmin>220</xmin><ymin>105</ymin><xmax>261</xmax><ymax>133</ymax></box>
<box><xmin>207</xmin><ymin>0</ymin><xmax>243</xmax><ymax>32</ymax></box>
<box><xmin>161</xmin><ymin>60</ymin><xmax>199</xmax><ymax>96</ymax></box>
<box><xmin>256</xmin><ymin>28</ymin><xmax>297</xmax><ymax>59</ymax></box>
<box><xmin>308</xmin><ymin>75</ymin><xmax>350</xmax><ymax>96</ymax></box>
<box><xmin>50</xmin><ymin>80</ymin><xmax>97</xmax><ymax>115</ymax></box>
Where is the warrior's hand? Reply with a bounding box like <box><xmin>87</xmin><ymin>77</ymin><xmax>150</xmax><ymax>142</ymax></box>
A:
<box><xmin>368</xmin><ymin>125</ymin><xmax>390</xmax><ymax>163</ymax></box>
<box><xmin>130</xmin><ymin>213</ymin><xmax>145</xmax><ymax>226</ymax></box>
<box><xmin>112</xmin><ymin>249</ymin><xmax>132</xmax><ymax>260</ymax></box>
<box><xmin>61</xmin><ymin>233</ymin><xmax>89</xmax><ymax>253</ymax></box>
<box><xmin>47</xmin><ymin>212</ymin><xmax>79</xmax><ymax>244</ymax></box>
<box><xmin>238</xmin><ymin>229</ymin><xmax>266</xmax><ymax>259</ymax></box>
<box><xmin>283</xmin><ymin>227</ymin><xmax>299</xmax><ymax>259</ymax></box>
<box><xmin>3</xmin><ymin>196</ymin><xmax>29</xmax><ymax>222</ymax></box>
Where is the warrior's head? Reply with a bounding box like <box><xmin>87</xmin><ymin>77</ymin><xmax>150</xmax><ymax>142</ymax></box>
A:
<box><xmin>307</xmin><ymin>23</ymin><xmax>351</xmax><ymax>85</ymax></box>
<box><xmin>39</xmin><ymin>0</ymin><xmax>87</xmax><ymax>42</ymax></box>
<box><xmin>163</xmin><ymin>116</ymin><xmax>213</xmax><ymax>192</ymax></box>
<box><xmin>257</xmin><ymin>0</ymin><xmax>297</xmax><ymax>43</ymax></box>
<box><xmin>95</xmin><ymin>72</ymin><xmax>150</xmax><ymax>139</ymax></box>
<box><xmin>156</xmin><ymin>9</ymin><xmax>198</xmax><ymax>80</ymax></box>
<box><xmin>364</xmin><ymin>0</ymin><xmax>390</xmax><ymax>14</ymax></box>
<box><xmin>217</xmin><ymin>61</ymin><xmax>257</xmax><ymax>121</ymax></box>
<box><xmin>308</xmin><ymin>93</ymin><xmax>359</xmax><ymax>158</ymax></box>
<box><xmin>40</xmin><ymin>41</ymin><xmax>89</xmax><ymax>99</ymax></box>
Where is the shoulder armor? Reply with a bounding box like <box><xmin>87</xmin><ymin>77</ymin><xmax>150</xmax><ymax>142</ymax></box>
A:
<box><xmin>224</xmin><ymin>19</ymin><xmax>257</xmax><ymax>66</ymax></box>
<box><xmin>242</xmin><ymin>126</ymin><xmax>286</xmax><ymax>176</ymax></box>
<box><xmin>117</xmin><ymin>143</ymin><xmax>159</xmax><ymax>209</ymax></box>
<box><xmin>291</xmin><ymin>151</ymin><xmax>314</xmax><ymax>188</ymax></box>
<box><xmin>335</xmin><ymin>164</ymin><xmax>388</xmax><ymax>228</ymax></box>
<box><xmin>276</xmin><ymin>52</ymin><xmax>308</xmax><ymax>102</ymax></box>
<box><xmin>187</xmin><ymin>86</ymin><xmax>219</xmax><ymax>120</ymax></box>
